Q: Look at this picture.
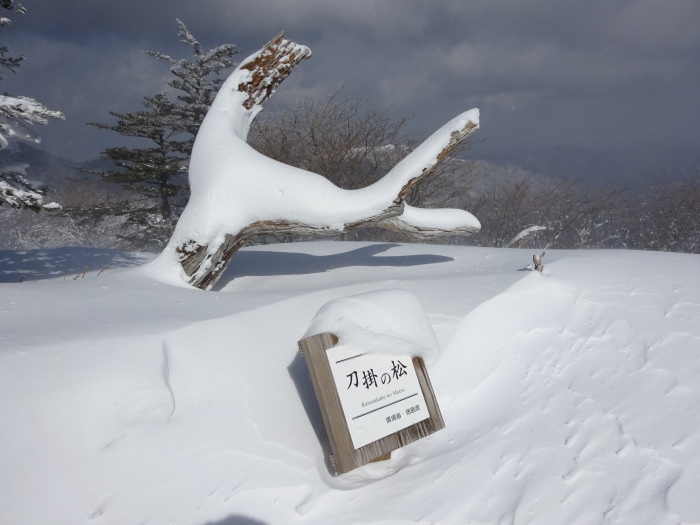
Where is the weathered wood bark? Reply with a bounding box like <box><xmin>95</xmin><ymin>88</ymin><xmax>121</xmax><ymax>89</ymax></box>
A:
<box><xmin>178</xmin><ymin>204</ymin><xmax>405</xmax><ymax>291</ymax></box>
<box><xmin>238</xmin><ymin>31</ymin><xmax>311</xmax><ymax>110</ymax></box>
<box><xmin>164</xmin><ymin>32</ymin><xmax>480</xmax><ymax>290</ymax></box>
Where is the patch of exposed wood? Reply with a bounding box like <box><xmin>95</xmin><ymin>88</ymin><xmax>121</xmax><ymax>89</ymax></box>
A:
<box><xmin>238</xmin><ymin>31</ymin><xmax>312</xmax><ymax>110</ymax></box>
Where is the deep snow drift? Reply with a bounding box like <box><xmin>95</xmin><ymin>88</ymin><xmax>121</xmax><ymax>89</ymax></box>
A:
<box><xmin>1</xmin><ymin>241</ymin><xmax>699</xmax><ymax>524</ymax></box>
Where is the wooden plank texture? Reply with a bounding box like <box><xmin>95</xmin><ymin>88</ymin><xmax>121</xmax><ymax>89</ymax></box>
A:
<box><xmin>298</xmin><ymin>332</ymin><xmax>445</xmax><ymax>474</ymax></box>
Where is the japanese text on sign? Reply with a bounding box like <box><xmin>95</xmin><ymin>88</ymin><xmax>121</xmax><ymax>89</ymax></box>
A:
<box><xmin>327</xmin><ymin>347</ymin><xmax>429</xmax><ymax>449</ymax></box>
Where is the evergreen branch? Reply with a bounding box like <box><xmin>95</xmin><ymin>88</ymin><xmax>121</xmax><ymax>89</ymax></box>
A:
<box><xmin>1</xmin><ymin>0</ymin><xmax>26</xmax><ymax>15</ymax></box>
<box><xmin>0</xmin><ymin>94</ymin><xmax>65</xmax><ymax>124</ymax></box>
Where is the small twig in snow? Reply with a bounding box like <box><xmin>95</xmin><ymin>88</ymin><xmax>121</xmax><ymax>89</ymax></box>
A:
<box><xmin>74</xmin><ymin>266</ymin><xmax>90</xmax><ymax>280</ymax></box>
<box><xmin>533</xmin><ymin>252</ymin><xmax>545</xmax><ymax>273</ymax></box>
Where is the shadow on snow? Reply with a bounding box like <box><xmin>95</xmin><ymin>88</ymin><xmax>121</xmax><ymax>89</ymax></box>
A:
<box><xmin>0</xmin><ymin>247</ymin><xmax>150</xmax><ymax>283</ymax></box>
<box><xmin>215</xmin><ymin>243</ymin><xmax>453</xmax><ymax>289</ymax></box>
<box><xmin>0</xmin><ymin>242</ymin><xmax>454</xmax><ymax>286</ymax></box>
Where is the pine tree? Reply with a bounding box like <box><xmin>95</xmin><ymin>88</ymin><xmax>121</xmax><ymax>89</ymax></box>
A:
<box><xmin>0</xmin><ymin>0</ymin><xmax>65</xmax><ymax>210</ymax></box>
<box><xmin>84</xmin><ymin>20</ymin><xmax>238</xmax><ymax>244</ymax></box>
<box><xmin>145</xmin><ymin>19</ymin><xmax>239</xmax><ymax>155</ymax></box>
<box><xmin>83</xmin><ymin>94</ymin><xmax>188</xmax><ymax>228</ymax></box>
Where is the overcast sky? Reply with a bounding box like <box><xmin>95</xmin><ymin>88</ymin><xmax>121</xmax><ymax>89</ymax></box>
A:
<box><xmin>3</xmin><ymin>0</ymin><xmax>699</xmax><ymax>183</ymax></box>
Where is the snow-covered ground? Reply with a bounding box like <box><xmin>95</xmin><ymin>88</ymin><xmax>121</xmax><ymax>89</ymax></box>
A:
<box><xmin>1</xmin><ymin>241</ymin><xmax>699</xmax><ymax>525</ymax></box>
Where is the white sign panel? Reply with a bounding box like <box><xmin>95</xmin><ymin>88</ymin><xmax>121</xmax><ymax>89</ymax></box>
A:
<box><xmin>326</xmin><ymin>345</ymin><xmax>429</xmax><ymax>449</ymax></box>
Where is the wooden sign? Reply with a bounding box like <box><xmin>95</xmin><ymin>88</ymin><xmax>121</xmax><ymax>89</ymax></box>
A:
<box><xmin>298</xmin><ymin>332</ymin><xmax>445</xmax><ymax>474</ymax></box>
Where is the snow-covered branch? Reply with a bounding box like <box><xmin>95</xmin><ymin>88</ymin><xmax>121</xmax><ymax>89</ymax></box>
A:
<box><xmin>0</xmin><ymin>1</ymin><xmax>26</xmax><ymax>15</ymax></box>
<box><xmin>0</xmin><ymin>94</ymin><xmax>65</xmax><ymax>125</ymax></box>
<box><xmin>0</xmin><ymin>165</ymin><xmax>60</xmax><ymax>210</ymax></box>
<box><xmin>152</xmin><ymin>32</ymin><xmax>481</xmax><ymax>289</ymax></box>
<box><xmin>0</xmin><ymin>3</ymin><xmax>64</xmax><ymax>211</ymax></box>
<box><xmin>0</xmin><ymin>95</ymin><xmax>65</xmax><ymax>148</ymax></box>
<box><xmin>0</xmin><ymin>97</ymin><xmax>64</xmax><ymax>211</ymax></box>
<box><xmin>507</xmin><ymin>225</ymin><xmax>547</xmax><ymax>248</ymax></box>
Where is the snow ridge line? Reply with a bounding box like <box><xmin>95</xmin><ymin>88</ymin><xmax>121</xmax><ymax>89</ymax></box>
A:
<box><xmin>161</xmin><ymin>343</ymin><xmax>176</xmax><ymax>422</ymax></box>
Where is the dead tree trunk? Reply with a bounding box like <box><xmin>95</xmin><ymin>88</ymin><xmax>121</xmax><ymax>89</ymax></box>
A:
<box><xmin>155</xmin><ymin>32</ymin><xmax>481</xmax><ymax>290</ymax></box>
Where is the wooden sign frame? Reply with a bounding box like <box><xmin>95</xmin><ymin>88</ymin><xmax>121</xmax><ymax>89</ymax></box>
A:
<box><xmin>298</xmin><ymin>332</ymin><xmax>445</xmax><ymax>474</ymax></box>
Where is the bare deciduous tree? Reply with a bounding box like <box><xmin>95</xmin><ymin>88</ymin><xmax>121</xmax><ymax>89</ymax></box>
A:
<box><xmin>466</xmin><ymin>169</ymin><xmax>629</xmax><ymax>250</ymax></box>
<box><xmin>637</xmin><ymin>181</ymin><xmax>700</xmax><ymax>254</ymax></box>
<box><xmin>250</xmin><ymin>88</ymin><xmax>414</xmax><ymax>190</ymax></box>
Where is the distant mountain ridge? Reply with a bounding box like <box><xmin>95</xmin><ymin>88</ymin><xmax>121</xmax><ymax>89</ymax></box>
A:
<box><xmin>0</xmin><ymin>142</ymin><xmax>110</xmax><ymax>191</ymax></box>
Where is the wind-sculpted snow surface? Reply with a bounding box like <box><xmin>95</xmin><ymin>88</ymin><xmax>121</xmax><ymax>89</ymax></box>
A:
<box><xmin>1</xmin><ymin>242</ymin><xmax>699</xmax><ymax>524</ymax></box>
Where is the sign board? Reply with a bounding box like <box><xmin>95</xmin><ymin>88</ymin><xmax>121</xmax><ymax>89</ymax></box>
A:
<box><xmin>327</xmin><ymin>345</ymin><xmax>429</xmax><ymax>449</ymax></box>
<box><xmin>298</xmin><ymin>333</ymin><xmax>445</xmax><ymax>474</ymax></box>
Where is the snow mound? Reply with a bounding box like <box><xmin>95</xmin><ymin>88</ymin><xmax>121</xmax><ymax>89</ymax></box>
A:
<box><xmin>304</xmin><ymin>288</ymin><xmax>440</xmax><ymax>364</ymax></box>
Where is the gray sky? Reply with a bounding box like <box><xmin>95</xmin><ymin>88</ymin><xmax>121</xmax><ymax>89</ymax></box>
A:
<box><xmin>3</xmin><ymin>0</ymin><xmax>699</xmax><ymax>183</ymax></box>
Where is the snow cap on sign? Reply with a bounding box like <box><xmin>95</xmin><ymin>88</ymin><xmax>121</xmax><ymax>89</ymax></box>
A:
<box><xmin>303</xmin><ymin>289</ymin><xmax>440</xmax><ymax>365</ymax></box>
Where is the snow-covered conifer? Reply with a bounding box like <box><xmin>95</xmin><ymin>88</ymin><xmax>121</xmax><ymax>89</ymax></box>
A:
<box><xmin>0</xmin><ymin>1</ymin><xmax>64</xmax><ymax>210</ymax></box>
<box><xmin>85</xmin><ymin>20</ymin><xmax>237</xmax><ymax>242</ymax></box>
<box><xmin>145</xmin><ymin>19</ymin><xmax>239</xmax><ymax>155</ymax></box>
<box><xmin>84</xmin><ymin>94</ymin><xmax>188</xmax><ymax>221</ymax></box>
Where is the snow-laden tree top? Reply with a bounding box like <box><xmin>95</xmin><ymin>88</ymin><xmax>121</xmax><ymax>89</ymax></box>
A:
<box><xmin>0</xmin><ymin>2</ymin><xmax>64</xmax><ymax>210</ymax></box>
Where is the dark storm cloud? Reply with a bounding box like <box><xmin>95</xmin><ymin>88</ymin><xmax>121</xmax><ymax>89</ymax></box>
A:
<box><xmin>2</xmin><ymin>0</ymin><xmax>699</xmax><ymax>181</ymax></box>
